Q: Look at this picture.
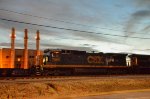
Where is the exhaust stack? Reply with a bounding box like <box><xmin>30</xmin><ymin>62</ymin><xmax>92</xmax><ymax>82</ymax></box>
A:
<box><xmin>35</xmin><ymin>30</ymin><xmax>40</xmax><ymax>65</ymax></box>
<box><xmin>36</xmin><ymin>30</ymin><xmax>40</xmax><ymax>54</ymax></box>
<box><xmin>24</xmin><ymin>29</ymin><xmax>28</xmax><ymax>69</ymax></box>
<box><xmin>10</xmin><ymin>27</ymin><xmax>15</xmax><ymax>68</ymax></box>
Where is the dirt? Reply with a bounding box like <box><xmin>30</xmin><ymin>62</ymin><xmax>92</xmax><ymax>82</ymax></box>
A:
<box><xmin>0</xmin><ymin>77</ymin><xmax>150</xmax><ymax>99</ymax></box>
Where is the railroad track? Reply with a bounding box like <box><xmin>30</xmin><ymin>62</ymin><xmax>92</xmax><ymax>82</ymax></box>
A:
<box><xmin>0</xmin><ymin>75</ymin><xmax>125</xmax><ymax>80</ymax></box>
<box><xmin>0</xmin><ymin>76</ymin><xmax>69</xmax><ymax>80</ymax></box>
<box><xmin>0</xmin><ymin>75</ymin><xmax>150</xmax><ymax>83</ymax></box>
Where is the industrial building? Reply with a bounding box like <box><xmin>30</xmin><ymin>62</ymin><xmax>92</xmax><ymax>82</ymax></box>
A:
<box><xmin>0</xmin><ymin>28</ymin><xmax>43</xmax><ymax>69</ymax></box>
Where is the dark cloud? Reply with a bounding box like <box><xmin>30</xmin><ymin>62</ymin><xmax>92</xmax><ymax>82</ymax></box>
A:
<box><xmin>135</xmin><ymin>0</ymin><xmax>150</xmax><ymax>8</ymax></box>
<box><xmin>142</xmin><ymin>25</ymin><xmax>150</xmax><ymax>32</ymax></box>
<box><xmin>0</xmin><ymin>42</ymin><xmax>24</xmax><ymax>48</ymax></box>
<box><xmin>41</xmin><ymin>43</ymin><xmax>94</xmax><ymax>52</ymax></box>
<box><xmin>81</xmin><ymin>44</ymin><xmax>95</xmax><ymax>47</ymax></box>
<box><xmin>82</xmin><ymin>44</ymin><xmax>90</xmax><ymax>47</ymax></box>
<box><xmin>125</xmin><ymin>10</ymin><xmax>150</xmax><ymax>36</ymax></box>
<box><xmin>125</xmin><ymin>0</ymin><xmax>150</xmax><ymax>36</ymax></box>
<box><xmin>0</xmin><ymin>42</ymin><xmax>10</xmax><ymax>47</ymax></box>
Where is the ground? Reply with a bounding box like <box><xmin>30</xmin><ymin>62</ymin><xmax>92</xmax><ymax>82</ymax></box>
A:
<box><xmin>0</xmin><ymin>76</ymin><xmax>150</xmax><ymax>99</ymax></box>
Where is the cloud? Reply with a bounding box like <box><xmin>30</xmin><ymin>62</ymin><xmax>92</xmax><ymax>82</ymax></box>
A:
<box><xmin>41</xmin><ymin>43</ymin><xmax>94</xmax><ymax>52</ymax></box>
<box><xmin>0</xmin><ymin>42</ymin><xmax>25</xmax><ymax>48</ymax></box>
<box><xmin>135</xmin><ymin>0</ymin><xmax>150</xmax><ymax>8</ymax></box>
<box><xmin>125</xmin><ymin>0</ymin><xmax>150</xmax><ymax>36</ymax></box>
<box><xmin>0</xmin><ymin>42</ymin><xmax>10</xmax><ymax>47</ymax></box>
<box><xmin>0</xmin><ymin>0</ymin><xmax>150</xmax><ymax>54</ymax></box>
<box><xmin>125</xmin><ymin>10</ymin><xmax>150</xmax><ymax>36</ymax></box>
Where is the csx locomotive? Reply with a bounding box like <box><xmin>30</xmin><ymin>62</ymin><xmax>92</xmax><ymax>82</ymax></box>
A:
<box><xmin>39</xmin><ymin>49</ymin><xmax>150</xmax><ymax>75</ymax></box>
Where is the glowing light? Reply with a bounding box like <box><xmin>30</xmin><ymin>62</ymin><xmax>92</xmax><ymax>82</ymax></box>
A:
<box><xmin>35</xmin><ymin>36</ymin><xmax>37</xmax><ymax>39</ymax></box>
<box><xmin>55</xmin><ymin>51</ymin><xmax>59</xmax><ymax>54</ymax></box>
<box><xmin>17</xmin><ymin>58</ymin><xmax>21</xmax><ymax>62</ymax></box>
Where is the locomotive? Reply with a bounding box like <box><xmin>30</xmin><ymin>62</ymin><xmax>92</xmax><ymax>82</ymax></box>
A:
<box><xmin>39</xmin><ymin>49</ymin><xmax>150</xmax><ymax>75</ymax></box>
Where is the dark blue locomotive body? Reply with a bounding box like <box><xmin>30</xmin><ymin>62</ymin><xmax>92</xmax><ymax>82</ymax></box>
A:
<box><xmin>42</xmin><ymin>49</ymin><xmax>130</xmax><ymax>75</ymax></box>
<box><xmin>43</xmin><ymin>49</ymin><xmax>127</xmax><ymax>66</ymax></box>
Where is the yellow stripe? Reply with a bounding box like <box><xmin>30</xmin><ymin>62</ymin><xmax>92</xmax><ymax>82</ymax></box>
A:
<box><xmin>43</xmin><ymin>65</ymin><xmax>129</xmax><ymax>69</ymax></box>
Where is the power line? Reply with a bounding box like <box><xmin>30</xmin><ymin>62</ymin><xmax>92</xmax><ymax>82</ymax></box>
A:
<box><xmin>0</xmin><ymin>8</ymin><xmax>102</xmax><ymax>28</ymax></box>
<box><xmin>0</xmin><ymin>17</ymin><xmax>150</xmax><ymax>40</ymax></box>
<box><xmin>0</xmin><ymin>8</ymin><xmax>149</xmax><ymax>35</ymax></box>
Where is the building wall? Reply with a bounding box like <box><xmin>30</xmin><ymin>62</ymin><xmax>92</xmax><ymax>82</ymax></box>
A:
<box><xmin>0</xmin><ymin>49</ymin><xmax>2</xmax><ymax>68</ymax></box>
<box><xmin>27</xmin><ymin>49</ymin><xmax>36</xmax><ymax>68</ymax></box>
<box><xmin>0</xmin><ymin>48</ymin><xmax>43</xmax><ymax>69</ymax></box>
<box><xmin>15</xmin><ymin>49</ymin><xmax>37</xmax><ymax>69</ymax></box>
<box><xmin>15</xmin><ymin>49</ymin><xmax>24</xmax><ymax>68</ymax></box>
<box><xmin>0</xmin><ymin>48</ymin><xmax>11</xmax><ymax>68</ymax></box>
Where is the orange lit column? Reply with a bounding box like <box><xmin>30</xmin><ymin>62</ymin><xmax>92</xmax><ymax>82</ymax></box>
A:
<box><xmin>24</xmin><ymin>29</ymin><xmax>28</xmax><ymax>69</ymax></box>
<box><xmin>35</xmin><ymin>30</ymin><xmax>40</xmax><ymax>65</ymax></box>
<box><xmin>10</xmin><ymin>27</ymin><xmax>15</xmax><ymax>68</ymax></box>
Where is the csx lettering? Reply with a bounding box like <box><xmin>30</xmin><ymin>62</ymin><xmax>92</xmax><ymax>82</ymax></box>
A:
<box><xmin>87</xmin><ymin>56</ymin><xmax>102</xmax><ymax>64</ymax></box>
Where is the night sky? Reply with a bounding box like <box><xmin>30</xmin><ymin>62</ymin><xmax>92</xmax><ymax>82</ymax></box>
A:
<box><xmin>0</xmin><ymin>0</ymin><xmax>150</xmax><ymax>54</ymax></box>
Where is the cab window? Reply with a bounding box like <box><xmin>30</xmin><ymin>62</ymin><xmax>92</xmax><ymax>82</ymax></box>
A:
<box><xmin>52</xmin><ymin>51</ymin><xmax>60</xmax><ymax>57</ymax></box>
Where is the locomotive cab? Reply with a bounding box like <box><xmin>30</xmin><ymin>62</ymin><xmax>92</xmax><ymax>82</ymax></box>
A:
<box><xmin>51</xmin><ymin>51</ymin><xmax>61</xmax><ymax>63</ymax></box>
<box><xmin>43</xmin><ymin>50</ymin><xmax>61</xmax><ymax>65</ymax></box>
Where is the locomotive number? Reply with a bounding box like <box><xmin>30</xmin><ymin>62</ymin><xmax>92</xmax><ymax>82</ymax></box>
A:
<box><xmin>87</xmin><ymin>56</ymin><xmax>102</xmax><ymax>64</ymax></box>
